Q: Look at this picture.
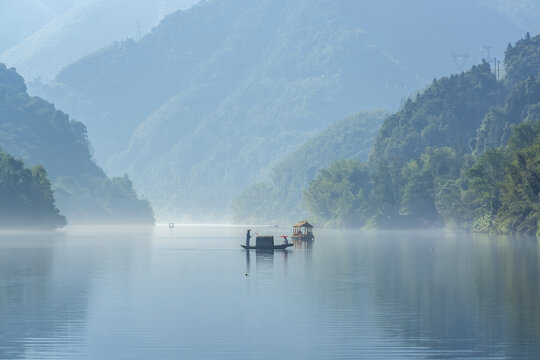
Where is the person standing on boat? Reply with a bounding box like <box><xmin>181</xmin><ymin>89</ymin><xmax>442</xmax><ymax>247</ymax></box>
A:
<box><xmin>245</xmin><ymin>229</ymin><xmax>252</xmax><ymax>247</ymax></box>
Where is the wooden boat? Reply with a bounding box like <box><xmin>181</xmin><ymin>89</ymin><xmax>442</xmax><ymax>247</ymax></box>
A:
<box><xmin>241</xmin><ymin>235</ymin><xmax>293</xmax><ymax>250</ymax></box>
<box><xmin>241</xmin><ymin>243</ymin><xmax>293</xmax><ymax>250</ymax></box>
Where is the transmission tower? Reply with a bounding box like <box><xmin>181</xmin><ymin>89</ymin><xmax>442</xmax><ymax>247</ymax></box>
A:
<box><xmin>480</xmin><ymin>45</ymin><xmax>493</xmax><ymax>63</ymax></box>
<box><xmin>449</xmin><ymin>53</ymin><xmax>471</xmax><ymax>72</ymax></box>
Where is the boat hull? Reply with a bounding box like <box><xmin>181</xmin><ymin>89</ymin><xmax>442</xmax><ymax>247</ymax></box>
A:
<box><xmin>291</xmin><ymin>234</ymin><xmax>314</xmax><ymax>240</ymax></box>
<box><xmin>241</xmin><ymin>243</ymin><xmax>293</xmax><ymax>250</ymax></box>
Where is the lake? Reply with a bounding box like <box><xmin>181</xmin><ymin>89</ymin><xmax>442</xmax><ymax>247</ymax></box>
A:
<box><xmin>0</xmin><ymin>225</ymin><xmax>538</xmax><ymax>359</ymax></box>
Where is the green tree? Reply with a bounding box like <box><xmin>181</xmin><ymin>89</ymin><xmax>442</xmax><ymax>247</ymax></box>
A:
<box><xmin>465</xmin><ymin>121</ymin><xmax>540</xmax><ymax>235</ymax></box>
<box><xmin>303</xmin><ymin>159</ymin><xmax>371</xmax><ymax>227</ymax></box>
<box><xmin>399</xmin><ymin>147</ymin><xmax>466</xmax><ymax>228</ymax></box>
<box><xmin>504</xmin><ymin>32</ymin><xmax>540</xmax><ymax>85</ymax></box>
<box><xmin>0</xmin><ymin>150</ymin><xmax>66</xmax><ymax>228</ymax></box>
<box><xmin>497</xmin><ymin>122</ymin><xmax>540</xmax><ymax>235</ymax></box>
<box><xmin>466</xmin><ymin>148</ymin><xmax>510</xmax><ymax>231</ymax></box>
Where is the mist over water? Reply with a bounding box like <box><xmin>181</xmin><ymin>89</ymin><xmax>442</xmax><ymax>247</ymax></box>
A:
<box><xmin>1</xmin><ymin>226</ymin><xmax>538</xmax><ymax>359</ymax></box>
<box><xmin>1</xmin><ymin>1</ymin><xmax>540</xmax><ymax>358</ymax></box>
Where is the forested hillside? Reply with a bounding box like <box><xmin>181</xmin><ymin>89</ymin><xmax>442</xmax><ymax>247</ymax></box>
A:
<box><xmin>304</xmin><ymin>33</ymin><xmax>540</xmax><ymax>235</ymax></box>
<box><xmin>0</xmin><ymin>150</ymin><xmax>65</xmax><ymax>229</ymax></box>
<box><xmin>32</xmin><ymin>0</ymin><xmax>523</xmax><ymax>221</ymax></box>
<box><xmin>467</xmin><ymin>121</ymin><xmax>539</xmax><ymax>235</ymax></box>
<box><xmin>231</xmin><ymin>110</ymin><xmax>387</xmax><ymax>224</ymax></box>
<box><xmin>366</xmin><ymin>61</ymin><xmax>507</xmax><ymax>227</ymax></box>
<box><xmin>475</xmin><ymin>35</ymin><xmax>540</xmax><ymax>153</ymax></box>
<box><xmin>0</xmin><ymin>64</ymin><xmax>154</xmax><ymax>225</ymax></box>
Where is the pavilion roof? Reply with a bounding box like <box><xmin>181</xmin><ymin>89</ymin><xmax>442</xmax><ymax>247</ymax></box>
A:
<box><xmin>293</xmin><ymin>221</ymin><xmax>313</xmax><ymax>228</ymax></box>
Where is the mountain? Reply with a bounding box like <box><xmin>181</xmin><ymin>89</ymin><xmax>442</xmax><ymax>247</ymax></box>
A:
<box><xmin>231</xmin><ymin>110</ymin><xmax>388</xmax><ymax>224</ymax></box>
<box><xmin>0</xmin><ymin>0</ymin><xmax>198</xmax><ymax>83</ymax></box>
<box><xmin>32</xmin><ymin>0</ymin><xmax>524</xmax><ymax>221</ymax></box>
<box><xmin>0</xmin><ymin>64</ymin><xmax>154</xmax><ymax>224</ymax></box>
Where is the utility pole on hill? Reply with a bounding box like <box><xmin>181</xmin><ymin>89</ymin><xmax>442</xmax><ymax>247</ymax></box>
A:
<box><xmin>493</xmin><ymin>58</ymin><xmax>502</xmax><ymax>81</ymax></box>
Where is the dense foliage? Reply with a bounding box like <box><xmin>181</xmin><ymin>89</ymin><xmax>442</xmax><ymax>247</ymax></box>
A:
<box><xmin>504</xmin><ymin>32</ymin><xmax>540</xmax><ymax>84</ymax></box>
<box><xmin>489</xmin><ymin>122</ymin><xmax>539</xmax><ymax>235</ymax></box>
<box><xmin>366</xmin><ymin>61</ymin><xmax>507</xmax><ymax>228</ymax></box>
<box><xmin>0</xmin><ymin>64</ymin><xmax>154</xmax><ymax>225</ymax></box>
<box><xmin>304</xmin><ymin>34</ymin><xmax>540</xmax><ymax>235</ymax></box>
<box><xmin>303</xmin><ymin>159</ymin><xmax>371</xmax><ymax>227</ymax></box>
<box><xmin>0</xmin><ymin>150</ymin><xmax>65</xmax><ymax>228</ymax></box>
<box><xmin>474</xmin><ymin>42</ymin><xmax>540</xmax><ymax>155</ymax></box>
<box><xmin>231</xmin><ymin>110</ymin><xmax>387</xmax><ymax>224</ymax></box>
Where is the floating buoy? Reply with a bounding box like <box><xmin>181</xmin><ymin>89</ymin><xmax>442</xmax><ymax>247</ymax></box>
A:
<box><xmin>169</xmin><ymin>223</ymin><xmax>174</xmax><ymax>228</ymax></box>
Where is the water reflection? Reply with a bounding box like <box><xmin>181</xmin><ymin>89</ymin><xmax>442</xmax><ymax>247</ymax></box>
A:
<box><xmin>245</xmin><ymin>248</ymin><xmax>250</xmax><ymax>275</ymax></box>
<box><xmin>1</xmin><ymin>227</ymin><xmax>539</xmax><ymax>359</ymax></box>
<box><xmin>0</xmin><ymin>232</ymin><xmax>88</xmax><ymax>359</ymax></box>
<box><xmin>360</xmin><ymin>232</ymin><xmax>540</xmax><ymax>359</ymax></box>
<box><xmin>292</xmin><ymin>238</ymin><xmax>314</xmax><ymax>249</ymax></box>
<box><xmin>0</xmin><ymin>228</ymin><xmax>154</xmax><ymax>360</ymax></box>
<box><xmin>244</xmin><ymin>248</ymin><xmax>292</xmax><ymax>276</ymax></box>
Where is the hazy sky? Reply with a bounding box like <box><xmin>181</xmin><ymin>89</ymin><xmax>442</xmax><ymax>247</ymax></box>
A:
<box><xmin>0</xmin><ymin>0</ymin><xmax>200</xmax><ymax>80</ymax></box>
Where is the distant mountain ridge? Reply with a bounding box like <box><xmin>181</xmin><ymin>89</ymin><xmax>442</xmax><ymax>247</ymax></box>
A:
<box><xmin>231</xmin><ymin>110</ymin><xmax>388</xmax><ymax>224</ymax></box>
<box><xmin>0</xmin><ymin>0</ymin><xmax>198</xmax><ymax>82</ymax></box>
<box><xmin>0</xmin><ymin>64</ymin><xmax>154</xmax><ymax>224</ymax></box>
<box><xmin>32</xmin><ymin>0</ymin><xmax>525</xmax><ymax>221</ymax></box>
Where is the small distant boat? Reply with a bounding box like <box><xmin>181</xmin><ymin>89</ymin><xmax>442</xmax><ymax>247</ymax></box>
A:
<box><xmin>291</xmin><ymin>220</ymin><xmax>314</xmax><ymax>240</ymax></box>
<box><xmin>241</xmin><ymin>235</ymin><xmax>293</xmax><ymax>250</ymax></box>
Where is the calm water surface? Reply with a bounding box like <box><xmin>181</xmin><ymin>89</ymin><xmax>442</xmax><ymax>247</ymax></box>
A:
<box><xmin>0</xmin><ymin>226</ymin><xmax>538</xmax><ymax>359</ymax></box>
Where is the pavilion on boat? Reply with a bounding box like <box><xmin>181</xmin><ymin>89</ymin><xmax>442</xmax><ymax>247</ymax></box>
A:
<box><xmin>292</xmin><ymin>221</ymin><xmax>314</xmax><ymax>240</ymax></box>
